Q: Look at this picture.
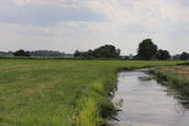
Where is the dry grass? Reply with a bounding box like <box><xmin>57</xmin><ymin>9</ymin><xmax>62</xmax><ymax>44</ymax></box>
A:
<box><xmin>153</xmin><ymin>65</ymin><xmax>189</xmax><ymax>99</ymax></box>
<box><xmin>159</xmin><ymin>66</ymin><xmax>189</xmax><ymax>79</ymax></box>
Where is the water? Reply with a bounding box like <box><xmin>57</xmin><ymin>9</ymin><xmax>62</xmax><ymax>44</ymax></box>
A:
<box><xmin>110</xmin><ymin>70</ymin><xmax>189</xmax><ymax>126</ymax></box>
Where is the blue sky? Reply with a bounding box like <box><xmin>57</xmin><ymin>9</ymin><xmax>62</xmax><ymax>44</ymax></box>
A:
<box><xmin>0</xmin><ymin>0</ymin><xmax>189</xmax><ymax>55</ymax></box>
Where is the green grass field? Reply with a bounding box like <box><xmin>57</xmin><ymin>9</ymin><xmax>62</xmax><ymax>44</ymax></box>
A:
<box><xmin>0</xmin><ymin>59</ymin><xmax>185</xmax><ymax>126</ymax></box>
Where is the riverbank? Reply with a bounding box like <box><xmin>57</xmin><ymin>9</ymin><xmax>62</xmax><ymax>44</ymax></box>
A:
<box><xmin>151</xmin><ymin>66</ymin><xmax>189</xmax><ymax>98</ymax></box>
<box><xmin>0</xmin><ymin>59</ymin><xmax>185</xmax><ymax>126</ymax></box>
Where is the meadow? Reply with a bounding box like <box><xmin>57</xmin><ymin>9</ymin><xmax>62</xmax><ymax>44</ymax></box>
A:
<box><xmin>0</xmin><ymin>59</ymin><xmax>185</xmax><ymax>126</ymax></box>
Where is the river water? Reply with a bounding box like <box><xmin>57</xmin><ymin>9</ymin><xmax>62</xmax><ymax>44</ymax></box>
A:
<box><xmin>110</xmin><ymin>70</ymin><xmax>189</xmax><ymax>126</ymax></box>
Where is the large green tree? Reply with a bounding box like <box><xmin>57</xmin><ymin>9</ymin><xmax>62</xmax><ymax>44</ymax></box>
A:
<box><xmin>137</xmin><ymin>39</ymin><xmax>158</xmax><ymax>60</ymax></box>
<box><xmin>93</xmin><ymin>45</ymin><xmax>120</xmax><ymax>58</ymax></box>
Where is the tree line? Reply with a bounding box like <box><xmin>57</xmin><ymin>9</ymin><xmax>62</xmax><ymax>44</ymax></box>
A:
<box><xmin>0</xmin><ymin>50</ymin><xmax>71</xmax><ymax>57</ymax></box>
<box><xmin>1</xmin><ymin>38</ymin><xmax>189</xmax><ymax>60</ymax></box>
<box><xmin>136</xmin><ymin>39</ymin><xmax>189</xmax><ymax>60</ymax></box>
<box><xmin>74</xmin><ymin>39</ymin><xmax>189</xmax><ymax>60</ymax></box>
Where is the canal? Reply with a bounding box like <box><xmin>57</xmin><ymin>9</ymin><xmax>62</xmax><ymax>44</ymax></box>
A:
<box><xmin>110</xmin><ymin>69</ymin><xmax>189</xmax><ymax>126</ymax></box>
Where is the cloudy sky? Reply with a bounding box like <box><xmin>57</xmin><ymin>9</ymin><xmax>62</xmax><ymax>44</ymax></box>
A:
<box><xmin>0</xmin><ymin>0</ymin><xmax>189</xmax><ymax>55</ymax></box>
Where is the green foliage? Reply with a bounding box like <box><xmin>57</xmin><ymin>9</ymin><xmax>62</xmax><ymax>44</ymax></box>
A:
<box><xmin>180</xmin><ymin>52</ymin><xmax>189</xmax><ymax>60</ymax></box>
<box><xmin>74</xmin><ymin>44</ymin><xmax>120</xmax><ymax>59</ymax></box>
<box><xmin>74</xmin><ymin>50</ymin><xmax>82</xmax><ymax>57</ymax></box>
<box><xmin>155</xmin><ymin>49</ymin><xmax>171</xmax><ymax>60</ymax></box>
<box><xmin>93</xmin><ymin>45</ymin><xmax>120</xmax><ymax>58</ymax></box>
<box><xmin>13</xmin><ymin>49</ymin><xmax>30</xmax><ymax>57</ymax></box>
<box><xmin>137</xmin><ymin>39</ymin><xmax>158</xmax><ymax>60</ymax></box>
<box><xmin>0</xmin><ymin>59</ymin><xmax>184</xmax><ymax>126</ymax></box>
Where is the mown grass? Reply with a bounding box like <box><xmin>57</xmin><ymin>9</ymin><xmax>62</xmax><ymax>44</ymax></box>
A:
<box><xmin>151</xmin><ymin>65</ymin><xmax>189</xmax><ymax>97</ymax></box>
<box><xmin>0</xmin><ymin>59</ymin><xmax>185</xmax><ymax>126</ymax></box>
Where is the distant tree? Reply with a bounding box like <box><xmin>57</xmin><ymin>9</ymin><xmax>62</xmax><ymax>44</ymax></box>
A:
<box><xmin>93</xmin><ymin>44</ymin><xmax>120</xmax><ymax>58</ymax></box>
<box><xmin>172</xmin><ymin>54</ymin><xmax>181</xmax><ymax>60</ymax></box>
<box><xmin>30</xmin><ymin>50</ymin><xmax>65</xmax><ymax>57</ymax></box>
<box><xmin>74</xmin><ymin>45</ymin><xmax>120</xmax><ymax>59</ymax></box>
<box><xmin>122</xmin><ymin>56</ymin><xmax>129</xmax><ymax>60</ymax></box>
<box><xmin>78</xmin><ymin>50</ymin><xmax>94</xmax><ymax>59</ymax></box>
<box><xmin>83</xmin><ymin>50</ymin><xmax>94</xmax><ymax>59</ymax></box>
<box><xmin>74</xmin><ymin>50</ymin><xmax>81</xmax><ymax>57</ymax></box>
<box><xmin>13</xmin><ymin>49</ymin><xmax>30</xmax><ymax>56</ymax></box>
<box><xmin>155</xmin><ymin>49</ymin><xmax>171</xmax><ymax>60</ymax></box>
<box><xmin>180</xmin><ymin>52</ymin><xmax>189</xmax><ymax>60</ymax></box>
<box><xmin>0</xmin><ymin>51</ymin><xmax>13</xmax><ymax>57</ymax></box>
<box><xmin>137</xmin><ymin>39</ymin><xmax>158</xmax><ymax>60</ymax></box>
<box><xmin>123</xmin><ymin>54</ymin><xmax>134</xmax><ymax>60</ymax></box>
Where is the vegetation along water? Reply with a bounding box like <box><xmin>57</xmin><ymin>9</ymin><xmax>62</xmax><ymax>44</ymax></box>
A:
<box><xmin>151</xmin><ymin>65</ymin><xmax>189</xmax><ymax>102</ymax></box>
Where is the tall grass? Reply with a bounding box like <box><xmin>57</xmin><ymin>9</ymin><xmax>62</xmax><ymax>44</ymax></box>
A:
<box><xmin>0</xmin><ymin>59</ymin><xmax>185</xmax><ymax>126</ymax></box>
<box><xmin>151</xmin><ymin>67</ymin><xmax>189</xmax><ymax>97</ymax></box>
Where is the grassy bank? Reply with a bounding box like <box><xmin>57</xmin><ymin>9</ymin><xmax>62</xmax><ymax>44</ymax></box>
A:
<box><xmin>0</xmin><ymin>60</ymin><xmax>184</xmax><ymax>126</ymax></box>
<box><xmin>151</xmin><ymin>65</ymin><xmax>189</xmax><ymax>97</ymax></box>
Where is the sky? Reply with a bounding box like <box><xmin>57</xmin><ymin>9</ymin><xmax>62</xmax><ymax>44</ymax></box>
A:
<box><xmin>0</xmin><ymin>0</ymin><xmax>189</xmax><ymax>55</ymax></box>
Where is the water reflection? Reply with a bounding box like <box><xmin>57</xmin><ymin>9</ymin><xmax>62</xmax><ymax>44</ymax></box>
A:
<box><xmin>110</xmin><ymin>70</ymin><xmax>189</xmax><ymax>126</ymax></box>
<box><xmin>157</xmin><ymin>81</ymin><xmax>189</xmax><ymax>110</ymax></box>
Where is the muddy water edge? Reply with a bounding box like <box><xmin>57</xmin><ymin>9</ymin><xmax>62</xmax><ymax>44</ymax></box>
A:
<box><xmin>109</xmin><ymin>69</ymin><xmax>189</xmax><ymax>126</ymax></box>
